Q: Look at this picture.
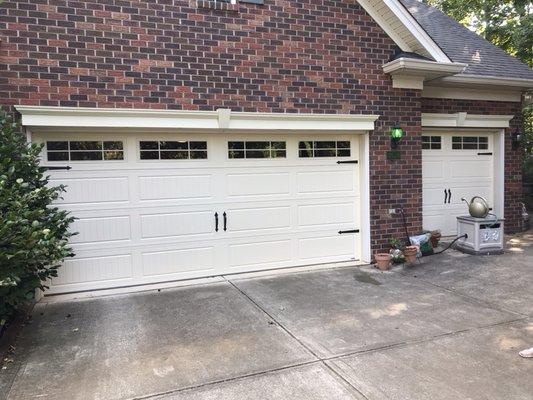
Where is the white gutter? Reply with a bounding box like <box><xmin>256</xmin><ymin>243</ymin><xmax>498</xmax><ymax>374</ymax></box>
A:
<box><xmin>383</xmin><ymin>58</ymin><xmax>467</xmax><ymax>90</ymax></box>
<box><xmin>436</xmin><ymin>74</ymin><xmax>533</xmax><ymax>90</ymax></box>
<box><xmin>383</xmin><ymin>58</ymin><xmax>467</xmax><ymax>77</ymax></box>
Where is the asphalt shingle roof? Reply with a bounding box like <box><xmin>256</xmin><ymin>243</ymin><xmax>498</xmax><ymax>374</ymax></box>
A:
<box><xmin>399</xmin><ymin>0</ymin><xmax>533</xmax><ymax>80</ymax></box>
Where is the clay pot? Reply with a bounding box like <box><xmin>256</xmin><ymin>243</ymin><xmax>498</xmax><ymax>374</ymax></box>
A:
<box><xmin>403</xmin><ymin>246</ymin><xmax>418</xmax><ymax>266</ymax></box>
<box><xmin>430</xmin><ymin>231</ymin><xmax>441</xmax><ymax>248</ymax></box>
<box><xmin>374</xmin><ymin>253</ymin><xmax>391</xmax><ymax>271</ymax></box>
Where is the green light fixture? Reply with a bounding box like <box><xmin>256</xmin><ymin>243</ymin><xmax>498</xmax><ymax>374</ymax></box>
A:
<box><xmin>390</xmin><ymin>123</ymin><xmax>404</xmax><ymax>149</ymax></box>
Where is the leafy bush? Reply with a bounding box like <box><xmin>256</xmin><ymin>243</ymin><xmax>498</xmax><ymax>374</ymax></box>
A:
<box><xmin>0</xmin><ymin>110</ymin><xmax>74</xmax><ymax>327</ymax></box>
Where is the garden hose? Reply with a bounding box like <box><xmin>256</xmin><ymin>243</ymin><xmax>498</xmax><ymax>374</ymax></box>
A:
<box><xmin>426</xmin><ymin>234</ymin><xmax>468</xmax><ymax>256</ymax></box>
<box><xmin>396</xmin><ymin>207</ymin><xmax>468</xmax><ymax>257</ymax></box>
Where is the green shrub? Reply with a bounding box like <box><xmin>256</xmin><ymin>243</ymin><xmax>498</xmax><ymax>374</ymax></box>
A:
<box><xmin>0</xmin><ymin>110</ymin><xmax>75</xmax><ymax>327</ymax></box>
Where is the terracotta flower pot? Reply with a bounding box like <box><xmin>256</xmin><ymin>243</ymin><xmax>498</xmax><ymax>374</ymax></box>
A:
<box><xmin>430</xmin><ymin>230</ymin><xmax>441</xmax><ymax>248</ymax></box>
<box><xmin>374</xmin><ymin>253</ymin><xmax>391</xmax><ymax>271</ymax></box>
<box><xmin>403</xmin><ymin>246</ymin><xmax>418</xmax><ymax>265</ymax></box>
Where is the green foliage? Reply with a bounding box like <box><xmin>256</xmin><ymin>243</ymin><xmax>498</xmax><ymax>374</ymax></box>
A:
<box><xmin>421</xmin><ymin>1</ymin><xmax>533</xmax><ymax>161</ymax></box>
<box><xmin>423</xmin><ymin>0</ymin><xmax>532</xmax><ymax>66</ymax></box>
<box><xmin>0</xmin><ymin>110</ymin><xmax>75</xmax><ymax>326</ymax></box>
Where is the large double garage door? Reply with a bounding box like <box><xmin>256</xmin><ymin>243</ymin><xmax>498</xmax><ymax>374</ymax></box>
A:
<box><xmin>36</xmin><ymin>133</ymin><xmax>362</xmax><ymax>294</ymax></box>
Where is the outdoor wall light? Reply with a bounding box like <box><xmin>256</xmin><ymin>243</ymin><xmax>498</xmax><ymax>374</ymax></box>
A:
<box><xmin>512</xmin><ymin>129</ymin><xmax>522</xmax><ymax>150</ymax></box>
<box><xmin>390</xmin><ymin>123</ymin><xmax>404</xmax><ymax>149</ymax></box>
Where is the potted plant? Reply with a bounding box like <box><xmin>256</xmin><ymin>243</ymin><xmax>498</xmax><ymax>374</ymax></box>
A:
<box><xmin>389</xmin><ymin>238</ymin><xmax>406</xmax><ymax>265</ymax></box>
<box><xmin>403</xmin><ymin>245</ymin><xmax>418</xmax><ymax>266</ymax></box>
<box><xmin>374</xmin><ymin>253</ymin><xmax>391</xmax><ymax>271</ymax></box>
<box><xmin>430</xmin><ymin>230</ymin><xmax>442</xmax><ymax>248</ymax></box>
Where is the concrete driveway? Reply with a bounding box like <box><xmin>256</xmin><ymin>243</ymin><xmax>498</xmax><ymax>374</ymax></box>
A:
<box><xmin>1</xmin><ymin>233</ymin><xmax>532</xmax><ymax>400</ymax></box>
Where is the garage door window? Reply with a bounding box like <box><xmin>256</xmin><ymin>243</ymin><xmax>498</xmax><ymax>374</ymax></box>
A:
<box><xmin>46</xmin><ymin>141</ymin><xmax>124</xmax><ymax>161</ymax></box>
<box><xmin>422</xmin><ymin>136</ymin><xmax>441</xmax><ymax>150</ymax></box>
<box><xmin>140</xmin><ymin>141</ymin><xmax>208</xmax><ymax>160</ymax></box>
<box><xmin>452</xmin><ymin>136</ymin><xmax>489</xmax><ymax>150</ymax></box>
<box><xmin>299</xmin><ymin>141</ymin><xmax>351</xmax><ymax>158</ymax></box>
<box><xmin>228</xmin><ymin>141</ymin><xmax>286</xmax><ymax>159</ymax></box>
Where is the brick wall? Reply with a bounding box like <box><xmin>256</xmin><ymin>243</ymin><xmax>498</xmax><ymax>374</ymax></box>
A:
<box><xmin>0</xmin><ymin>0</ymin><xmax>424</xmax><ymax>253</ymax></box>
<box><xmin>422</xmin><ymin>98</ymin><xmax>524</xmax><ymax>233</ymax></box>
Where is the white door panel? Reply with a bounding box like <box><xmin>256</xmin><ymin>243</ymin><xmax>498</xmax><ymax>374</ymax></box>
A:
<box><xmin>423</xmin><ymin>133</ymin><xmax>494</xmax><ymax>236</ymax></box>
<box><xmin>35</xmin><ymin>133</ymin><xmax>362</xmax><ymax>294</ymax></box>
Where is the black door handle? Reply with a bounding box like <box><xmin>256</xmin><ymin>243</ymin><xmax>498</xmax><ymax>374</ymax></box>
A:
<box><xmin>444</xmin><ymin>189</ymin><xmax>448</xmax><ymax>204</ymax></box>
<box><xmin>215</xmin><ymin>212</ymin><xmax>219</xmax><ymax>232</ymax></box>
<box><xmin>448</xmin><ymin>189</ymin><xmax>452</xmax><ymax>204</ymax></box>
<box><xmin>223</xmin><ymin>212</ymin><xmax>227</xmax><ymax>231</ymax></box>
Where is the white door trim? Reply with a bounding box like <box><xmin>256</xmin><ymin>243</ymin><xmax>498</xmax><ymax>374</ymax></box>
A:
<box><xmin>422</xmin><ymin>113</ymin><xmax>509</xmax><ymax>223</ymax></box>
<box><xmin>16</xmin><ymin>106</ymin><xmax>379</xmax><ymax>132</ymax></box>
<box><xmin>422</xmin><ymin>129</ymin><xmax>505</xmax><ymax>235</ymax></box>
<box><xmin>422</xmin><ymin>112</ymin><xmax>514</xmax><ymax>129</ymax></box>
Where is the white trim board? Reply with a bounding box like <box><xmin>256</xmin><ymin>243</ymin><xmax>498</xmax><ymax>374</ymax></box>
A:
<box><xmin>437</xmin><ymin>74</ymin><xmax>533</xmax><ymax>90</ymax></box>
<box><xmin>357</xmin><ymin>0</ymin><xmax>450</xmax><ymax>62</ymax></box>
<box><xmin>423</xmin><ymin>86</ymin><xmax>522</xmax><ymax>103</ymax></box>
<box><xmin>422</xmin><ymin>113</ymin><xmax>514</xmax><ymax>128</ymax></box>
<box><xmin>383</xmin><ymin>58</ymin><xmax>466</xmax><ymax>89</ymax></box>
<box><xmin>15</xmin><ymin>106</ymin><xmax>379</xmax><ymax>132</ymax></box>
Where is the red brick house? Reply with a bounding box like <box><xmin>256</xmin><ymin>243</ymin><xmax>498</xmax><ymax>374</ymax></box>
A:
<box><xmin>1</xmin><ymin>0</ymin><xmax>531</xmax><ymax>294</ymax></box>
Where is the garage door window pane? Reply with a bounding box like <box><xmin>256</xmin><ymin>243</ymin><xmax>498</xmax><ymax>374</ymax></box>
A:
<box><xmin>140</xmin><ymin>141</ymin><xmax>207</xmax><ymax>160</ymax></box>
<box><xmin>47</xmin><ymin>151</ymin><xmax>69</xmax><ymax>161</ymax></box>
<box><xmin>47</xmin><ymin>140</ymin><xmax>124</xmax><ymax>162</ymax></box>
<box><xmin>104</xmin><ymin>141</ymin><xmax>123</xmax><ymax>150</ymax></box>
<box><xmin>104</xmin><ymin>151</ymin><xmax>124</xmax><ymax>160</ymax></box>
<box><xmin>190</xmin><ymin>141</ymin><xmax>207</xmax><ymax>150</ymax></box>
<box><xmin>71</xmin><ymin>151</ymin><xmax>103</xmax><ymax>161</ymax></box>
<box><xmin>190</xmin><ymin>151</ymin><xmax>208</xmax><ymax>159</ymax></box>
<box><xmin>140</xmin><ymin>141</ymin><xmax>158</xmax><ymax>150</ymax></box>
<box><xmin>70</xmin><ymin>141</ymin><xmax>102</xmax><ymax>151</ymax></box>
<box><xmin>422</xmin><ymin>136</ymin><xmax>441</xmax><ymax>150</ymax></box>
<box><xmin>161</xmin><ymin>151</ymin><xmax>189</xmax><ymax>160</ymax></box>
<box><xmin>298</xmin><ymin>141</ymin><xmax>351</xmax><ymax>158</ymax></box>
<box><xmin>47</xmin><ymin>141</ymin><xmax>68</xmax><ymax>151</ymax></box>
<box><xmin>140</xmin><ymin>150</ymin><xmax>159</xmax><ymax>160</ymax></box>
<box><xmin>228</xmin><ymin>141</ymin><xmax>287</xmax><ymax>159</ymax></box>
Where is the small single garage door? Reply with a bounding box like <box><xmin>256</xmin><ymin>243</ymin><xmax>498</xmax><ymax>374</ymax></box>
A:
<box><xmin>36</xmin><ymin>133</ymin><xmax>362</xmax><ymax>294</ymax></box>
<box><xmin>423</xmin><ymin>133</ymin><xmax>494</xmax><ymax>236</ymax></box>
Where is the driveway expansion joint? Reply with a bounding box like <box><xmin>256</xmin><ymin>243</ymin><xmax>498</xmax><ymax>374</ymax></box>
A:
<box><xmin>405</xmin><ymin>273</ymin><xmax>531</xmax><ymax>318</ymax></box>
<box><xmin>225</xmin><ymin>277</ymin><xmax>370</xmax><ymax>400</ymax></box>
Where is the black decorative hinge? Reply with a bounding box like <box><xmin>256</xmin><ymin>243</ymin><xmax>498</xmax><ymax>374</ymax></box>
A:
<box><xmin>338</xmin><ymin>229</ymin><xmax>360</xmax><ymax>235</ymax></box>
<box><xmin>337</xmin><ymin>160</ymin><xmax>358</xmax><ymax>164</ymax></box>
<box><xmin>42</xmin><ymin>166</ymin><xmax>72</xmax><ymax>171</ymax></box>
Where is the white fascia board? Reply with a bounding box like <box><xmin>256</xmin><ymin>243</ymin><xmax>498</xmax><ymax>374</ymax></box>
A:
<box><xmin>383</xmin><ymin>58</ymin><xmax>466</xmax><ymax>77</ymax></box>
<box><xmin>422</xmin><ymin>112</ymin><xmax>514</xmax><ymax>128</ymax></box>
<box><xmin>382</xmin><ymin>0</ymin><xmax>451</xmax><ymax>63</ymax></box>
<box><xmin>357</xmin><ymin>0</ymin><xmax>415</xmax><ymax>53</ymax></box>
<box><xmin>422</xmin><ymin>86</ymin><xmax>522</xmax><ymax>103</ymax></box>
<box><xmin>437</xmin><ymin>74</ymin><xmax>533</xmax><ymax>90</ymax></box>
<box><xmin>15</xmin><ymin>106</ymin><xmax>380</xmax><ymax>132</ymax></box>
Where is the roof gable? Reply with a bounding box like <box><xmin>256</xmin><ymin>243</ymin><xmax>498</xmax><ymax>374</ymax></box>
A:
<box><xmin>356</xmin><ymin>0</ymin><xmax>450</xmax><ymax>62</ymax></box>
<box><xmin>398</xmin><ymin>0</ymin><xmax>533</xmax><ymax>81</ymax></box>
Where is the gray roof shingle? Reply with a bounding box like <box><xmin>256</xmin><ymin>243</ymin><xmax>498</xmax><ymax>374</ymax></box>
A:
<box><xmin>398</xmin><ymin>0</ymin><xmax>533</xmax><ymax>80</ymax></box>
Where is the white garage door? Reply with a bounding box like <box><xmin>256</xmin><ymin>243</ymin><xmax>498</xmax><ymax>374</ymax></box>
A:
<box><xmin>36</xmin><ymin>133</ymin><xmax>362</xmax><ymax>294</ymax></box>
<box><xmin>423</xmin><ymin>133</ymin><xmax>494</xmax><ymax>236</ymax></box>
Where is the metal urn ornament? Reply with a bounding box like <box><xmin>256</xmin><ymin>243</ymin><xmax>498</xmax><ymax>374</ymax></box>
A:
<box><xmin>461</xmin><ymin>196</ymin><xmax>490</xmax><ymax>219</ymax></box>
